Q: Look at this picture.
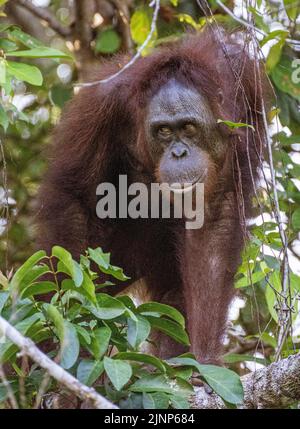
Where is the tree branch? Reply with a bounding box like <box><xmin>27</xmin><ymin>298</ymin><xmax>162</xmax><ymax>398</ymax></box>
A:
<box><xmin>14</xmin><ymin>0</ymin><xmax>72</xmax><ymax>38</ymax></box>
<box><xmin>191</xmin><ymin>353</ymin><xmax>300</xmax><ymax>409</ymax></box>
<box><xmin>0</xmin><ymin>316</ymin><xmax>118</xmax><ymax>409</ymax></box>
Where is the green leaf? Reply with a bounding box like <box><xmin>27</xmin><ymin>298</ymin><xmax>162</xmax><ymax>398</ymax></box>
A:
<box><xmin>10</xmin><ymin>250</ymin><xmax>46</xmax><ymax>292</ymax></box>
<box><xmin>138</xmin><ymin>302</ymin><xmax>185</xmax><ymax>327</ymax></box>
<box><xmin>88</xmin><ymin>247</ymin><xmax>110</xmax><ymax>270</ymax></box>
<box><xmin>52</xmin><ymin>246</ymin><xmax>83</xmax><ymax>287</ymax></box>
<box><xmin>90</xmin><ymin>326</ymin><xmax>111</xmax><ymax>359</ymax></box>
<box><xmin>127</xmin><ymin>315</ymin><xmax>151</xmax><ymax>348</ymax></box>
<box><xmin>271</xmin><ymin>56</ymin><xmax>300</xmax><ymax>101</ymax></box>
<box><xmin>198</xmin><ymin>365</ymin><xmax>244</xmax><ymax>404</ymax></box>
<box><xmin>283</xmin><ymin>0</ymin><xmax>298</xmax><ymax>20</ymax></box>
<box><xmin>21</xmin><ymin>281</ymin><xmax>57</xmax><ymax>299</ymax></box>
<box><xmin>6</xmin><ymin>47</ymin><xmax>72</xmax><ymax>59</ymax></box>
<box><xmin>84</xmin><ymin>293</ymin><xmax>126</xmax><ymax>320</ymax></box>
<box><xmin>130</xmin><ymin>374</ymin><xmax>193</xmax><ymax>395</ymax></box>
<box><xmin>44</xmin><ymin>303</ymin><xmax>79</xmax><ymax>368</ymax></box>
<box><xmin>168</xmin><ymin>357</ymin><xmax>243</xmax><ymax>404</ymax></box>
<box><xmin>50</xmin><ymin>85</ymin><xmax>72</xmax><ymax>108</ymax></box>
<box><xmin>0</xmin><ymin>58</ymin><xmax>6</xmax><ymax>84</ymax></box>
<box><xmin>0</xmin><ymin>314</ymin><xmax>42</xmax><ymax>363</ymax></box>
<box><xmin>9</xmin><ymin>28</ymin><xmax>43</xmax><ymax>48</ymax></box>
<box><xmin>60</xmin><ymin>321</ymin><xmax>80</xmax><ymax>369</ymax></box>
<box><xmin>0</xmin><ymin>104</ymin><xmax>9</xmax><ymax>132</ymax></box>
<box><xmin>114</xmin><ymin>352</ymin><xmax>167</xmax><ymax>373</ymax></box>
<box><xmin>143</xmin><ymin>392</ymin><xmax>169</xmax><ymax>409</ymax></box>
<box><xmin>265</xmin><ymin>270</ymin><xmax>281</xmax><ymax>322</ymax></box>
<box><xmin>0</xmin><ymin>292</ymin><xmax>9</xmax><ymax>314</ymax></box>
<box><xmin>223</xmin><ymin>353</ymin><xmax>267</xmax><ymax>365</ymax></box>
<box><xmin>145</xmin><ymin>316</ymin><xmax>190</xmax><ymax>346</ymax></box>
<box><xmin>266</xmin><ymin>39</ymin><xmax>285</xmax><ymax>73</ymax></box>
<box><xmin>104</xmin><ymin>356</ymin><xmax>132</xmax><ymax>391</ymax></box>
<box><xmin>77</xmin><ymin>360</ymin><xmax>104</xmax><ymax>386</ymax></box>
<box><xmin>170</xmin><ymin>394</ymin><xmax>190</xmax><ymax>409</ymax></box>
<box><xmin>95</xmin><ymin>28</ymin><xmax>121</xmax><ymax>54</ymax></box>
<box><xmin>292</xmin><ymin>208</ymin><xmax>300</xmax><ymax>230</ymax></box>
<box><xmin>217</xmin><ymin>119</ymin><xmax>255</xmax><ymax>131</ymax></box>
<box><xmin>130</xmin><ymin>7</ymin><xmax>153</xmax><ymax>46</ymax></box>
<box><xmin>235</xmin><ymin>270</ymin><xmax>269</xmax><ymax>288</ymax></box>
<box><xmin>6</xmin><ymin>61</ymin><xmax>43</xmax><ymax>86</ymax></box>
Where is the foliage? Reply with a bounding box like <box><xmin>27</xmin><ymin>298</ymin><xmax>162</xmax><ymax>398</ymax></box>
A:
<box><xmin>0</xmin><ymin>0</ymin><xmax>300</xmax><ymax>409</ymax></box>
<box><xmin>0</xmin><ymin>246</ymin><xmax>243</xmax><ymax>408</ymax></box>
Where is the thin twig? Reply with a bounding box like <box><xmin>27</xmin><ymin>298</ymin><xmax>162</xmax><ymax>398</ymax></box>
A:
<box><xmin>75</xmin><ymin>0</ymin><xmax>160</xmax><ymax>88</ymax></box>
<box><xmin>14</xmin><ymin>0</ymin><xmax>72</xmax><ymax>38</ymax></box>
<box><xmin>0</xmin><ymin>316</ymin><xmax>118</xmax><ymax>409</ymax></box>
<box><xmin>216</xmin><ymin>0</ymin><xmax>300</xmax><ymax>47</ymax></box>
<box><xmin>0</xmin><ymin>364</ymin><xmax>19</xmax><ymax>409</ymax></box>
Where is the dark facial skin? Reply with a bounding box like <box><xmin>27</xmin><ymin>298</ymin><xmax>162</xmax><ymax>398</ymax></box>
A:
<box><xmin>145</xmin><ymin>79</ymin><xmax>225</xmax><ymax>187</ymax></box>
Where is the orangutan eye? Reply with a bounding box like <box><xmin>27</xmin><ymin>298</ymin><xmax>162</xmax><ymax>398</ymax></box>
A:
<box><xmin>183</xmin><ymin>123</ymin><xmax>197</xmax><ymax>136</ymax></box>
<box><xmin>158</xmin><ymin>126</ymin><xmax>172</xmax><ymax>138</ymax></box>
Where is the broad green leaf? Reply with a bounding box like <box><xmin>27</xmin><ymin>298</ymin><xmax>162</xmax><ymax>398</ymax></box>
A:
<box><xmin>77</xmin><ymin>360</ymin><xmax>104</xmax><ymax>386</ymax></box>
<box><xmin>170</xmin><ymin>394</ymin><xmax>190</xmax><ymax>409</ymax></box>
<box><xmin>223</xmin><ymin>353</ymin><xmax>267</xmax><ymax>365</ymax></box>
<box><xmin>9</xmin><ymin>28</ymin><xmax>43</xmax><ymax>48</ymax></box>
<box><xmin>20</xmin><ymin>264</ymin><xmax>51</xmax><ymax>290</ymax></box>
<box><xmin>88</xmin><ymin>247</ymin><xmax>110</xmax><ymax>269</ymax></box>
<box><xmin>90</xmin><ymin>326</ymin><xmax>111</xmax><ymax>359</ymax></box>
<box><xmin>21</xmin><ymin>281</ymin><xmax>57</xmax><ymax>299</ymax></box>
<box><xmin>50</xmin><ymin>85</ymin><xmax>72</xmax><ymax>108</ymax></box>
<box><xmin>75</xmin><ymin>325</ymin><xmax>91</xmax><ymax>345</ymax></box>
<box><xmin>138</xmin><ymin>302</ymin><xmax>185</xmax><ymax>327</ymax></box>
<box><xmin>114</xmin><ymin>352</ymin><xmax>167</xmax><ymax>373</ymax></box>
<box><xmin>292</xmin><ymin>208</ymin><xmax>300</xmax><ymax>230</ymax></box>
<box><xmin>130</xmin><ymin>374</ymin><xmax>193</xmax><ymax>395</ymax></box>
<box><xmin>10</xmin><ymin>250</ymin><xmax>46</xmax><ymax>292</ymax></box>
<box><xmin>0</xmin><ymin>58</ymin><xmax>6</xmax><ymax>84</ymax></box>
<box><xmin>217</xmin><ymin>119</ymin><xmax>255</xmax><ymax>131</ymax></box>
<box><xmin>260</xmin><ymin>30</ymin><xmax>289</xmax><ymax>47</ymax></box>
<box><xmin>168</xmin><ymin>357</ymin><xmax>243</xmax><ymax>404</ymax></box>
<box><xmin>235</xmin><ymin>270</ymin><xmax>268</xmax><ymax>288</ymax></box>
<box><xmin>0</xmin><ymin>105</ymin><xmax>9</xmax><ymax>131</ymax></box>
<box><xmin>130</xmin><ymin>7</ymin><xmax>153</xmax><ymax>46</ymax></box>
<box><xmin>85</xmin><ymin>293</ymin><xmax>126</xmax><ymax>320</ymax></box>
<box><xmin>198</xmin><ymin>365</ymin><xmax>244</xmax><ymax>404</ymax></box>
<box><xmin>95</xmin><ymin>28</ymin><xmax>121</xmax><ymax>54</ymax></box>
<box><xmin>44</xmin><ymin>303</ymin><xmax>64</xmax><ymax>338</ymax></box>
<box><xmin>265</xmin><ymin>270</ymin><xmax>281</xmax><ymax>322</ymax></box>
<box><xmin>6</xmin><ymin>47</ymin><xmax>72</xmax><ymax>59</ymax></box>
<box><xmin>283</xmin><ymin>0</ymin><xmax>298</xmax><ymax>20</ymax></box>
<box><xmin>81</xmin><ymin>271</ymin><xmax>96</xmax><ymax>303</ymax></box>
<box><xmin>143</xmin><ymin>392</ymin><xmax>169</xmax><ymax>409</ymax></box>
<box><xmin>60</xmin><ymin>321</ymin><xmax>80</xmax><ymax>369</ymax></box>
<box><xmin>0</xmin><ymin>292</ymin><xmax>9</xmax><ymax>314</ymax></box>
<box><xmin>145</xmin><ymin>316</ymin><xmax>190</xmax><ymax>345</ymax></box>
<box><xmin>266</xmin><ymin>39</ymin><xmax>285</xmax><ymax>73</ymax></box>
<box><xmin>0</xmin><ymin>314</ymin><xmax>42</xmax><ymax>363</ymax></box>
<box><xmin>271</xmin><ymin>56</ymin><xmax>300</xmax><ymax>101</ymax></box>
<box><xmin>6</xmin><ymin>61</ymin><xmax>43</xmax><ymax>86</ymax></box>
<box><xmin>52</xmin><ymin>246</ymin><xmax>83</xmax><ymax>287</ymax></box>
<box><xmin>127</xmin><ymin>315</ymin><xmax>151</xmax><ymax>348</ymax></box>
<box><xmin>104</xmin><ymin>356</ymin><xmax>132</xmax><ymax>391</ymax></box>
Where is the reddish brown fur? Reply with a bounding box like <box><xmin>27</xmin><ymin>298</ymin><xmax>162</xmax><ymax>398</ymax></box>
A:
<box><xmin>37</xmin><ymin>28</ymin><xmax>267</xmax><ymax>363</ymax></box>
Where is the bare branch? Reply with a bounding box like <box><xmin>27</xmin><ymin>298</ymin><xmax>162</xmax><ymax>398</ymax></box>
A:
<box><xmin>192</xmin><ymin>353</ymin><xmax>300</xmax><ymax>409</ymax></box>
<box><xmin>0</xmin><ymin>316</ymin><xmax>118</xmax><ymax>409</ymax></box>
<box><xmin>14</xmin><ymin>0</ymin><xmax>72</xmax><ymax>38</ymax></box>
<box><xmin>111</xmin><ymin>0</ymin><xmax>134</xmax><ymax>54</ymax></box>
